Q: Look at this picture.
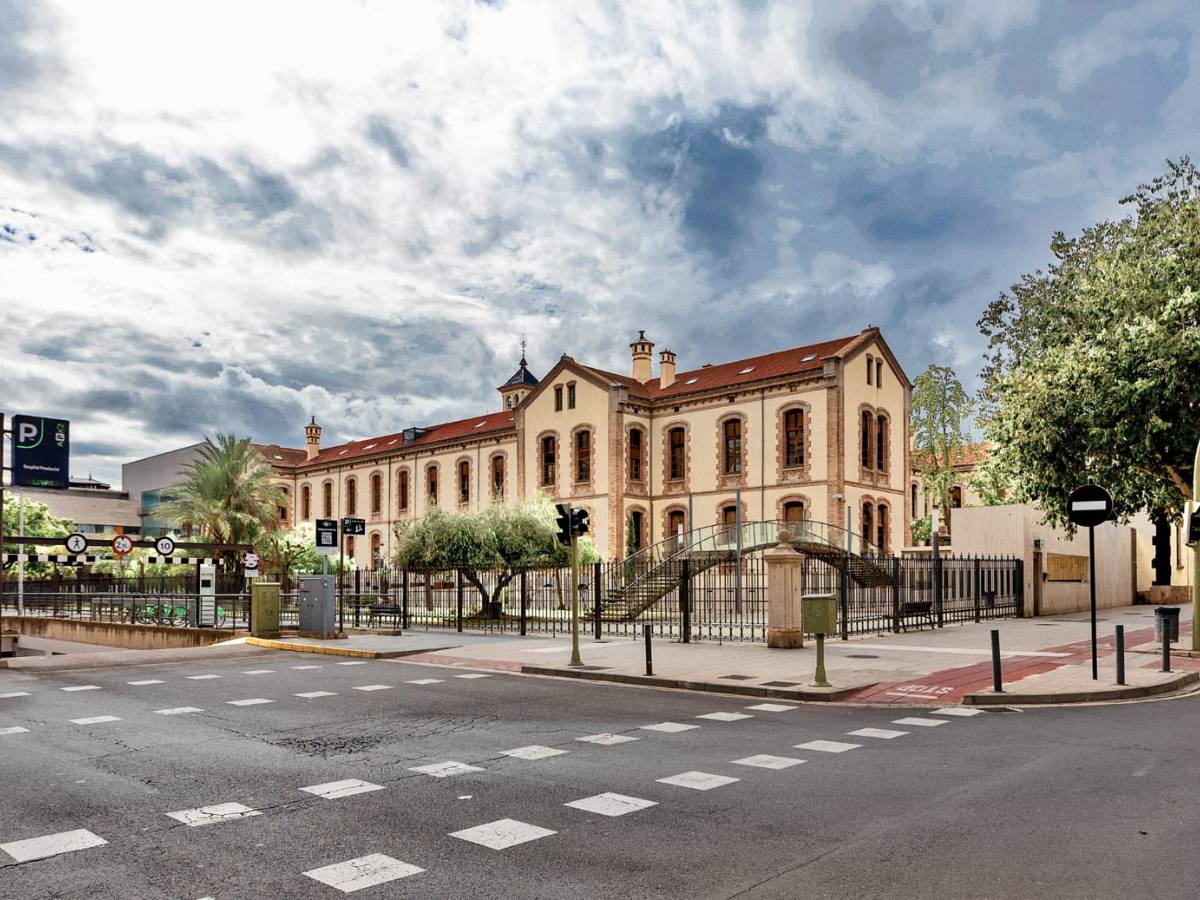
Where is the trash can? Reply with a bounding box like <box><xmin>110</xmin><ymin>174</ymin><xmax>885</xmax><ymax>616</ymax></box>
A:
<box><xmin>1155</xmin><ymin>606</ymin><xmax>1180</xmax><ymax>643</ymax></box>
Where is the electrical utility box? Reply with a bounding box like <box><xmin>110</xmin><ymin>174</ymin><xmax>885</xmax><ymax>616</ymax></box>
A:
<box><xmin>194</xmin><ymin>563</ymin><xmax>218</xmax><ymax>627</ymax></box>
<box><xmin>802</xmin><ymin>593</ymin><xmax>837</xmax><ymax>636</ymax></box>
<box><xmin>298</xmin><ymin>574</ymin><xmax>336</xmax><ymax>638</ymax></box>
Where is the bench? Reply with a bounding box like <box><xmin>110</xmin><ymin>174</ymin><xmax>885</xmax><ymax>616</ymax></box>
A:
<box><xmin>367</xmin><ymin>604</ymin><xmax>404</xmax><ymax>630</ymax></box>
<box><xmin>898</xmin><ymin>600</ymin><xmax>935</xmax><ymax>632</ymax></box>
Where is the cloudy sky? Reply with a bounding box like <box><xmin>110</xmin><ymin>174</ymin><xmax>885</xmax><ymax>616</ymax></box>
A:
<box><xmin>2</xmin><ymin>0</ymin><xmax>1196</xmax><ymax>485</ymax></box>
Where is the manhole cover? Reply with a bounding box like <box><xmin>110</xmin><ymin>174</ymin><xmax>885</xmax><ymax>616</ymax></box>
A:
<box><xmin>845</xmin><ymin>654</ymin><xmax>879</xmax><ymax>659</ymax></box>
<box><xmin>720</xmin><ymin>674</ymin><xmax>756</xmax><ymax>681</ymax></box>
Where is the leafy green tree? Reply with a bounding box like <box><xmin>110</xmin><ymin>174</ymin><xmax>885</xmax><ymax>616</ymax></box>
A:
<box><xmin>256</xmin><ymin>523</ymin><xmax>324</xmax><ymax>576</ymax></box>
<box><xmin>978</xmin><ymin>157</ymin><xmax>1200</xmax><ymax>525</ymax></box>
<box><xmin>158</xmin><ymin>434</ymin><xmax>285</xmax><ymax>549</ymax></box>
<box><xmin>967</xmin><ymin>451</ymin><xmax>1011</xmax><ymax>507</ymax></box>
<box><xmin>910</xmin><ymin>364</ymin><xmax>972</xmax><ymax>529</ymax></box>
<box><xmin>1</xmin><ymin>497</ymin><xmax>75</xmax><ymax>576</ymax></box>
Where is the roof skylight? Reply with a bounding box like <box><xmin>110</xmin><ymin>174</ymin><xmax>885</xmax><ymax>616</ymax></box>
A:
<box><xmin>363</xmin><ymin>443</ymin><xmax>376</xmax><ymax>450</ymax></box>
<box><xmin>474</xmin><ymin>420</ymin><xmax>487</xmax><ymax>428</ymax></box>
<box><xmin>738</xmin><ymin>366</ymin><xmax>755</xmax><ymax>374</ymax></box>
<box><xmin>801</xmin><ymin>354</ymin><xmax>816</xmax><ymax>362</ymax></box>
<box><xmin>684</xmin><ymin>377</ymin><xmax>699</xmax><ymax>385</ymax></box>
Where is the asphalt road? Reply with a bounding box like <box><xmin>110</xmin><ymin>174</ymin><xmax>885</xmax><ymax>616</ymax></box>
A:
<box><xmin>2</xmin><ymin>649</ymin><xmax>1198</xmax><ymax>899</ymax></box>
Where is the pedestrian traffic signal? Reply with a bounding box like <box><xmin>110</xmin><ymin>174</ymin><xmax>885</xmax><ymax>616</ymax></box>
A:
<box><xmin>555</xmin><ymin>503</ymin><xmax>572</xmax><ymax>545</ymax></box>
<box><xmin>570</xmin><ymin>507</ymin><xmax>589</xmax><ymax>537</ymax></box>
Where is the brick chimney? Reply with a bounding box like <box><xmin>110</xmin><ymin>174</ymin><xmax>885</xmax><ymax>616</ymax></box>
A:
<box><xmin>304</xmin><ymin>416</ymin><xmax>321</xmax><ymax>460</ymax></box>
<box><xmin>630</xmin><ymin>330</ymin><xmax>654</xmax><ymax>383</ymax></box>
<box><xmin>659</xmin><ymin>348</ymin><xmax>676</xmax><ymax>388</ymax></box>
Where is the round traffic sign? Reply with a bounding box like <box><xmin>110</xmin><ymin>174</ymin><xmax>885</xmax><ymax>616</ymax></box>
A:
<box><xmin>243</xmin><ymin>552</ymin><xmax>260</xmax><ymax>570</ymax></box>
<box><xmin>1067</xmin><ymin>483</ymin><xmax>1113</xmax><ymax>528</ymax></box>
<box><xmin>65</xmin><ymin>532</ymin><xmax>88</xmax><ymax>554</ymax></box>
<box><xmin>155</xmin><ymin>536</ymin><xmax>176</xmax><ymax>556</ymax></box>
<box><xmin>111</xmin><ymin>534</ymin><xmax>134</xmax><ymax>557</ymax></box>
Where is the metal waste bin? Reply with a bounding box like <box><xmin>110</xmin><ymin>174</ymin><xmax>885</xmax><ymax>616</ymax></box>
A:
<box><xmin>1155</xmin><ymin>606</ymin><xmax>1180</xmax><ymax>643</ymax></box>
<box><xmin>298</xmin><ymin>575</ymin><xmax>336</xmax><ymax>638</ymax></box>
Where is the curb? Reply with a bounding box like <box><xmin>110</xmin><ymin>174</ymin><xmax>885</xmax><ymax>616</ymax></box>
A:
<box><xmin>243</xmin><ymin>637</ymin><xmax>455</xmax><ymax>660</ymax></box>
<box><xmin>520</xmin><ymin>664</ymin><xmax>872</xmax><ymax>702</ymax></box>
<box><xmin>963</xmin><ymin>671</ymin><xmax>1200</xmax><ymax>706</ymax></box>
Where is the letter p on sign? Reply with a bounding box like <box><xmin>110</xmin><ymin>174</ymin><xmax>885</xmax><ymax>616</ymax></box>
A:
<box><xmin>17</xmin><ymin>421</ymin><xmax>37</xmax><ymax>444</ymax></box>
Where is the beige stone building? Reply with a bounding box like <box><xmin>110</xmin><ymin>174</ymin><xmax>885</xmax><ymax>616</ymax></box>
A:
<box><xmin>263</xmin><ymin>327</ymin><xmax>913</xmax><ymax>564</ymax></box>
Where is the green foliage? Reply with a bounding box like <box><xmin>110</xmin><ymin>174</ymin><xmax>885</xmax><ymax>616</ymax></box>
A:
<box><xmin>910</xmin><ymin>364</ymin><xmax>973</xmax><ymax>515</ymax></box>
<box><xmin>256</xmin><ymin>522</ymin><xmax>326</xmax><ymax>575</ymax></box>
<box><xmin>978</xmin><ymin>157</ymin><xmax>1200</xmax><ymax>525</ymax></box>
<box><xmin>157</xmin><ymin>433</ymin><xmax>284</xmax><ymax>546</ymax></box>
<box><xmin>910</xmin><ymin>515</ymin><xmax>932</xmax><ymax>545</ymax></box>
<box><xmin>967</xmin><ymin>451</ymin><xmax>1011</xmax><ymax>507</ymax></box>
<box><xmin>1</xmin><ymin>497</ymin><xmax>76</xmax><ymax>576</ymax></box>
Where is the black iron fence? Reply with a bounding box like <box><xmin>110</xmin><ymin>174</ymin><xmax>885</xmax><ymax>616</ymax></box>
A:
<box><xmin>1</xmin><ymin>553</ymin><xmax>1021</xmax><ymax>642</ymax></box>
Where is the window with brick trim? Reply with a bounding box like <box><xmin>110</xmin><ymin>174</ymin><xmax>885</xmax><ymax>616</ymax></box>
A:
<box><xmin>575</xmin><ymin>429</ymin><xmax>591</xmax><ymax>483</ymax></box>
<box><xmin>301</xmin><ymin>484</ymin><xmax>311</xmax><ymax>520</ymax></box>
<box><xmin>861</xmin><ymin>411</ymin><xmax>872</xmax><ymax>468</ymax></box>
<box><xmin>345</xmin><ymin>535</ymin><xmax>355</xmax><ymax>559</ymax></box>
<box><xmin>398</xmin><ymin>470</ymin><xmax>410</xmax><ymax>511</ymax></box>
<box><xmin>628</xmin><ymin>427</ymin><xmax>644</xmax><ymax>482</ymax></box>
<box><xmin>567</xmin><ymin>383</ymin><xmax>576</xmax><ymax>409</ymax></box>
<box><xmin>370</xmin><ymin>473</ymin><xmax>382</xmax><ymax>514</ymax></box>
<box><xmin>876</xmin><ymin>359</ymin><xmax>883</xmax><ymax>388</ymax></box>
<box><xmin>721</xmin><ymin>503</ymin><xmax>739</xmax><ymax>527</ymax></box>
<box><xmin>723</xmin><ymin>418</ymin><xmax>742</xmax><ymax>475</ymax></box>
<box><xmin>554</xmin><ymin>385</ymin><xmax>563</xmax><ymax>411</ymax></box>
<box><xmin>427</xmin><ymin>465</ymin><xmax>439</xmax><ymax>506</ymax></box>
<box><xmin>664</xmin><ymin>428</ymin><xmax>684</xmax><ymax>480</ymax></box>
<box><xmin>322</xmin><ymin>481</ymin><xmax>332</xmax><ymax>518</ymax></box>
<box><xmin>628</xmin><ymin>508</ymin><xmax>645</xmax><ymax>550</ymax></box>
<box><xmin>345</xmin><ymin>477</ymin><xmax>357</xmax><ymax>516</ymax></box>
<box><xmin>862</xmin><ymin>501</ymin><xmax>874</xmax><ymax>548</ymax></box>
<box><xmin>491</xmin><ymin>455</ymin><xmax>505</xmax><ymax>499</ymax></box>
<box><xmin>910</xmin><ymin>482</ymin><xmax>917</xmax><ymax>516</ymax></box>
<box><xmin>877</xmin><ymin>504</ymin><xmax>889</xmax><ymax>553</ymax></box>
<box><xmin>666</xmin><ymin>508</ymin><xmax>687</xmax><ymax>539</ymax></box>
<box><xmin>541</xmin><ymin>435</ymin><xmax>557</xmax><ymax>486</ymax></box>
<box><xmin>458</xmin><ymin>460</ymin><xmax>470</xmax><ymax>504</ymax></box>
<box><xmin>876</xmin><ymin>414</ymin><xmax>888</xmax><ymax>472</ymax></box>
<box><xmin>782</xmin><ymin>500</ymin><xmax>805</xmax><ymax>525</ymax></box>
<box><xmin>370</xmin><ymin>532</ymin><xmax>382</xmax><ymax>567</ymax></box>
<box><xmin>783</xmin><ymin>409</ymin><xmax>804</xmax><ymax>468</ymax></box>
<box><xmin>866</xmin><ymin>354</ymin><xmax>873</xmax><ymax>385</ymax></box>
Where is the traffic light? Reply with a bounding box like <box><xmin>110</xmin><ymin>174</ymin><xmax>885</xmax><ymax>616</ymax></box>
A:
<box><xmin>570</xmin><ymin>507</ymin><xmax>589</xmax><ymax>537</ymax></box>
<box><xmin>555</xmin><ymin>503</ymin><xmax>572</xmax><ymax>545</ymax></box>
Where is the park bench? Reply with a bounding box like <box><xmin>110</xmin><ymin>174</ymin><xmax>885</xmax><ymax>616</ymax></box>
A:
<box><xmin>898</xmin><ymin>600</ymin><xmax>935</xmax><ymax>631</ymax></box>
<box><xmin>367</xmin><ymin>604</ymin><xmax>404</xmax><ymax>631</ymax></box>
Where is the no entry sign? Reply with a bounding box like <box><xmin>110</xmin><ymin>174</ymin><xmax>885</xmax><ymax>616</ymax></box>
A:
<box><xmin>1067</xmin><ymin>483</ymin><xmax>1113</xmax><ymax>528</ymax></box>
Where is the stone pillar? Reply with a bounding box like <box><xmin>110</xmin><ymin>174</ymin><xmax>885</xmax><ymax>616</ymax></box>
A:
<box><xmin>251</xmin><ymin>582</ymin><xmax>281</xmax><ymax>640</ymax></box>
<box><xmin>765</xmin><ymin>532</ymin><xmax>804</xmax><ymax>648</ymax></box>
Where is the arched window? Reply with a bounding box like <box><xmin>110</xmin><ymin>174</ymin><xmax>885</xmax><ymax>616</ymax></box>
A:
<box><xmin>911</xmin><ymin>482</ymin><xmax>918</xmax><ymax>516</ymax></box>
<box><xmin>667</xmin><ymin>427</ymin><xmax>685</xmax><ymax>481</ymax></box>
<box><xmin>666</xmin><ymin>508</ymin><xmax>687</xmax><ymax>537</ymax></box>
<box><xmin>370</xmin><ymin>532</ymin><xmax>382</xmax><ymax>568</ymax></box>
<box><xmin>876</xmin><ymin>414</ymin><xmax>888</xmax><ymax>473</ymax></box>
<box><xmin>370</xmin><ymin>473</ymin><xmax>382</xmax><ymax>515</ymax></box>
<box><xmin>300</xmin><ymin>484</ymin><xmax>311</xmax><ymax>520</ymax></box>
<box><xmin>540</xmin><ymin>435</ymin><xmax>557</xmax><ymax>487</ymax></box>
<box><xmin>861</xmin><ymin>411</ymin><xmax>872</xmax><ymax>468</ymax></box>
<box><xmin>951</xmin><ymin>485</ymin><xmax>963</xmax><ymax>508</ymax></box>
<box><xmin>491</xmin><ymin>455</ymin><xmax>505</xmax><ymax>499</ymax></box>
<box><xmin>782</xmin><ymin>500</ymin><xmax>805</xmax><ymax>525</ymax></box>
<box><xmin>877</xmin><ymin>504</ymin><xmax>889</xmax><ymax>554</ymax></box>
<box><xmin>720</xmin><ymin>503</ymin><xmax>739</xmax><ymax>528</ymax></box>
<box><xmin>628</xmin><ymin>509</ymin><xmax>645</xmax><ymax>551</ymax></box>
<box><xmin>277</xmin><ymin>486</ymin><xmax>289</xmax><ymax>525</ymax></box>
<box><xmin>345</xmin><ymin>477</ymin><xmax>357</xmax><ymax>516</ymax></box>
<box><xmin>398</xmin><ymin>470</ymin><xmax>410</xmax><ymax>512</ymax></box>
<box><xmin>458</xmin><ymin>459</ymin><xmax>470</xmax><ymax>505</ymax></box>
<box><xmin>345</xmin><ymin>535</ymin><xmax>355</xmax><ymax>561</ymax></box>
<box><xmin>723</xmin><ymin>418</ymin><xmax>742</xmax><ymax>475</ymax></box>
<box><xmin>862</xmin><ymin>501</ymin><xmax>874</xmax><ymax>548</ymax></box>
<box><xmin>628</xmin><ymin>427</ymin><xmax>644</xmax><ymax>482</ymax></box>
<box><xmin>574</xmin><ymin>429</ymin><xmax>591</xmax><ymax>483</ymax></box>
<box><xmin>426</xmin><ymin>465</ymin><xmax>439</xmax><ymax>506</ymax></box>
<box><xmin>322</xmin><ymin>481</ymin><xmax>332</xmax><ymax>519</ymax></box>
<box><xmin>783</xmin><ymin>409</ymin><xmax>804</xmax><ymax>469</ymax></box>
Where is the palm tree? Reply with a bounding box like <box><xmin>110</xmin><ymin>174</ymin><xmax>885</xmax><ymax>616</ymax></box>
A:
<box><xmin>159</xmin><ymin>434</ymin><xmax>284</xmax><ymax>549</ymax></box>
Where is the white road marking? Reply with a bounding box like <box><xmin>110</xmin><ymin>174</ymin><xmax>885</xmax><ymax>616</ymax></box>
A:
<box><xmin>186</xmin><ymin>675</ymin><xmax>221</xmax><ymax>681</ymax></box>
<box><xmin>929</xmin><ymin>707</ymin><xmax>982</xmax><ymax>717</ymax></box>
<box><xmin>696</xmin><ymin>712</ymin><xmax>753</xmax><ymax>722</ymax></box>
<box><xmin>576</xmin><ymin>733</ymin><xmax>639</xmax><ymax>746</ymax></box>
<box><xmin>455</xmin><ymin>673</ymin><xmax>491</xmax><ymax>679</ymax></box>
<box><xmin>520</xmin><ymin>646</ymin><xmax>573</xmax><ymax>654</ymax></box>
<box><xmin>794</xmin><ymin>740</ymin><xmax>860</xmax><ymax>753</ymax></box>
<box><xmin>0</xmin><ymin>828</ymin><xmax>107</xmax><ymax>862</ymax></box>
<box><xmin>126</xmin><ymin>680</ymin><xmax>164</xmax><ymax>686</ymax></box>
<box><xmin>849</xmin><ymin>643</ymin><xmax>1072</xmax><ymax>659</ymax></box>
<box><xmin>243</xmin><ymin>670</ymin><xmax>274</xmax><ymax>675</ymax></box>
<box><xmin>1</xmin><ymin>691</ymin><xmax>31</xmax><ymax>699</ymax></box>
<box><xmin>641</xmin><ymin>722</ymin><xmax>699</xmax><ymax>733</ymax></box>
<box><xmin>409</xmin><ymin>761</ymin><xmax>484</xmax><ymax>778</ymax></box>
<box><xmin>70</xmin><ymin>715</ymin><xmax>121</xmax><ymax>725</ymax></box>
<box><xmin>501</xmin><ymin>745</ymin><xmax>568</xmax><ymax>760</ymax></box>
<box><xmin>336</xmin><ymin>661</ymin><xmax>369</xmax><ymax>666</ymax></box>
<box><xmin>0</xmin><ymin>726</ymin><xmax>30</xmax><ymax>735</ymax></box>
<box><xmin>61</xmin><ymin>685</ymin><xmax>101</xmax><ymax>692</ymax></box>
<box><xmin>884</xmin><ymin>691</ymin><xmax>942</xmax><ymax>699</ymax></box>
<box><xmin>226</xmin><ymin>698</ymin><xmax>273</xmax><ymax>706</ymax></box>
<box><xmin>299</xmin><ymin>779</ymin><xmax>385</xmax><ymax>800</ymax></box>
<box><xmin>450</xmin><ymin>818</ymin><xmax>556</xmax><ymax>850</ymax></box>
<box><xmin>155</xmin><ymin>707</ymin><xmax>203</xmax><ymax>716</ymax></box>
<box><xmin>304</xmin><ymin>854</ymin><xmax>423</xmax><ymax>892</ymax></box>
<box><xmin>849</xmin><ymin>727</ymin><xmax>908</xmax><ymax>740</ymax></box>
<box><xmin>657</xmin><ymin>771</ymin><xmax>740</xmax><ymax>791</ymax></box>
<box><xmin>166</xmin><ymin>803</ymin><xmax>261</xmax><ymax>827</ymax></box>
<box><xmin>352</xmin><ymin>684</ymin><xmax>392</xmax><ymax>692</ymax></box>
<box><xmin>291</xmin><ymin>665</ymin><xmax>323</xmax><ymax>670</ymax></box>
<box><xmin>892</xmin><ymin>717</ymin><xmax>947</xmax><ymax>728</ymax></box>
<box><xmin>565</xmin><ymin>792</ymin><xmax>657</xmax><ymax>817</ymax></box>
<box><xmin>406</xmin><ymin>679</ymin><xmax>444</xmax><ymax>685</ymax></box>
<box><xmin>745</xmin><ymin>703</ymin><xmax>797</xmax><ymax>712</ymax></box>
<box><xmin>731</xmin><ymin>754</ymin><xmax>806</xmax><ymax>770</ymax></box>
<box><xmin>296</xmin><ymin>691</ymin><xmax>337</xmax><ymax>699</ymax></box>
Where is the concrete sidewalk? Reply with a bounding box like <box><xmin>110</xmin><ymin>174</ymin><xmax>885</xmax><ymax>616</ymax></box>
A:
<box><xmin>240</xmin><ymin>604</ymin><xmax>1200</xmax><ymax>706</ymax></box>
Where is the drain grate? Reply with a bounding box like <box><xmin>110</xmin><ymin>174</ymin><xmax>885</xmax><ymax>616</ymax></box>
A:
<box><xmin>845</xmin><ymin>654</ymin><xmax>879</xmax><ymax>659</ymax></box>
<box><xmin>720</xmin><ymin>674</ymin><xmax>756</xmax><ymax>681</ymax></box>
<box><xmin>760</xmin><ymin>680</ymin><xmax>801</xmax><ymax>687</ymax></box>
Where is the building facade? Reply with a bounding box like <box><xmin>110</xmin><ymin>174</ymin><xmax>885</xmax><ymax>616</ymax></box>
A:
<box><xmin>265</xmin><ymin>328</ymin><xmax>912</xmax><ymax>564</ymax></box>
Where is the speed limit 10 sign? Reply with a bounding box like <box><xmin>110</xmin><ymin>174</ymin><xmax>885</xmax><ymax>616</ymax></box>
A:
<box><xmin>111</xmin><ymin>534</ymin><xmax>134</xmax><ymax>558</ymax></box>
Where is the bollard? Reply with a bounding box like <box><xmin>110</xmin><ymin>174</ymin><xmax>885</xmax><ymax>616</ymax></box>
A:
<box><xmin>991</xmin><ymin>629</ymin><xmax>1003</xmax><ymax>693</ymax></box>
<box><xmin>643</xmin><ymin>625</ymin><xmax>653</xmax><ymax>676</ymax></box>
<box><xmin>1162</xmin><ymin>624</ymin><xmax>1171</xmax><ymax>673</ymax></box>
<box><xmin>1115</xmin><ymin>625</ymin><xmax>1125</xmax><ymax>685</ymax></box>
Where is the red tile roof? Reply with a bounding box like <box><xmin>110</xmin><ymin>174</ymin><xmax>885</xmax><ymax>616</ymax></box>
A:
<box><xmin>263</xmin><ymin>410</ymin><xmax>515</xmax><ymax>469</ymax></box>
<box><xmin>583</xmin><ymin>334</ymin><xmax>858</xmax><ymax>400</ymax></box>
<box><xmin>910</xmin><ymin>441</ymin><xmax>992</xmax><ymax>472</ymax></box>
<box><xmin>253</xmin><ymin>444</ymin><xmax>308</xmax><ymax>467</ymax></box>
